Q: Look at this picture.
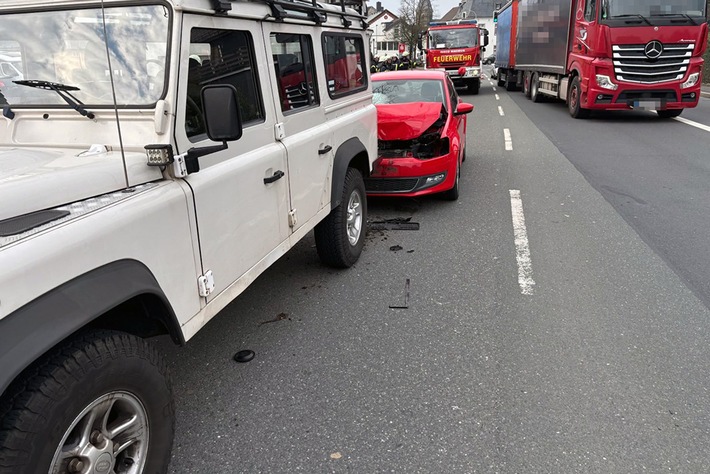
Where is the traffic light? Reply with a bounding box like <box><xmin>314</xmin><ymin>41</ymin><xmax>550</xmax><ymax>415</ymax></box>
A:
<box><xmin>493</xmin><ymin>11</ymin><xmax>498</xmax><ymax>23</ymax></box>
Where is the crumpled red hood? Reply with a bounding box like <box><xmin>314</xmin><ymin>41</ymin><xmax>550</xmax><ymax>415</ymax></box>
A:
<box><xmin>376</xmin><ymin>102</ymin><xmax>443</xmax><ymax>141</ymax></box>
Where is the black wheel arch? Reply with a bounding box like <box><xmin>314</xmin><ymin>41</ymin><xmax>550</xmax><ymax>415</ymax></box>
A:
<box><xmin>330</xmin><ymin>137</ymin><xmax>370</xmax><ymax>209</ymax></box>
<box><xmin>0</xmin><ymin>259</ymin><xmax>182</xmax><ymax>397</ymax></box>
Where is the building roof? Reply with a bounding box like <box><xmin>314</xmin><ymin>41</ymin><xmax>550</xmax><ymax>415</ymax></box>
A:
<box><xmin>366</xmin><ymin>8</ymin><xmax>398</xmax><ymax>24</ymax></box>
<box><xmin>437</xmin><ymin>6</ymin><xmax>459</xmax><ymax>21</ymax></box>
<box><xmin>460</xmin><ymin>0</ymin><xmax>496</xmax><ymax>18</ymax></box>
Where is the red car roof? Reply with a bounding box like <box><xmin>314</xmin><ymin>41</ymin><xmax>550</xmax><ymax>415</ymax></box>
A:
<box><xmin>371</xmin><ymin>70</ymin><xmax>448</xmax><ymax>82</ymax></box>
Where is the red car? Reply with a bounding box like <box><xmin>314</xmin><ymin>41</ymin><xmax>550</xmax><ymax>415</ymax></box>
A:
<box><xmin>367</xmin><ymin>70</ymin><xmax>473</xmax><ymax>200</ymax></box>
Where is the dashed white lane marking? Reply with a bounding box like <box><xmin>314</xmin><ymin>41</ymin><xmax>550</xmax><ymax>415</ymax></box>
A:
<box><xmin>503</xmin><ymin>128</ymin><xmax>513</xmax><ymax>151</ymax></box>
<box><xmin>673</xmin><ymin>117</ymin><xmax>710</xmax><ymax>132</ymax></box>
<box><xmin>495</xmin><ymin>94</ymin><xmax>500</xmax><ymax>100</ymax></box>
<box><xmin>509</xmin><ymin>190</ymin><xmax>535</xmax><ymax>296</ymax></box>
<box><xmin>498</xmin><ymin>106</ymin><xmax>505</xmax><ymax>116</ymax></box>
<box><xmin>492</xmin><ymin>86</ymin><xmax>497</xmax><ymax>92</ymax></box>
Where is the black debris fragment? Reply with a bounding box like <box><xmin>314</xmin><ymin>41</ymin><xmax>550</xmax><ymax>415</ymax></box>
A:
<box><xmin>370</xmin><ymin>217</ymin><xmax>420</xmax><ymax>231</ymax></box>
<box><xmin>389</xmin><ymin>245</ymin><xmax>403</xmax><ymax>252</ymax></box>
<box><xmin>234</xmin><ymin>350</ymin><xmax>255</xmax><ymax>363</ymax></box>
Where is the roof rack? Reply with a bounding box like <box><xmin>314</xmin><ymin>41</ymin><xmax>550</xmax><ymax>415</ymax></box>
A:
<box><xmin>211</xmin><ymin>0</ymin><xmax>366</xmax><ymax>28</ymax></box>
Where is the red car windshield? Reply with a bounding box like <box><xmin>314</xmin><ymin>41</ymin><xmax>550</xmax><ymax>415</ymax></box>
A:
<box><xmin>373</xmin><ymin>79</ymin><xmax>446</xmax><ymax>107</ymax></box>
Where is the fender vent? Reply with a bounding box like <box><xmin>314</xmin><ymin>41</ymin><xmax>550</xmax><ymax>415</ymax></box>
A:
<box><xmin>0</xmin><ymin>210</ymin><xmax>70</xmax><ymax>237</ymax></box>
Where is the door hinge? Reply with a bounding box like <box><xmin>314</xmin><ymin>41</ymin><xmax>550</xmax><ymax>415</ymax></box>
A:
<box><xmin>288</xmin><ymin>209</ymin><xmax>298</xmax><ymax>228</ymax></box>
<box><xmin>274</xmin><ymin>122</ymin><xmax>285</xmax><ymax>141</ymax></box>
<box><xmin>198</xmin><ymin>270</ymin><xmax>215</xmax><ymax>297</ymax></box>
<box><xmin>173</xmin><ymin>153</ymin><xmax>188</xmax><ymax>178</ymax></box>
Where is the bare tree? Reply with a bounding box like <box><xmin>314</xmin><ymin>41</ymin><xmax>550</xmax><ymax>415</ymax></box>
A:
<box><xmin>396</xmin><ymin>0</ymin><xmax>434</xmax><ymax>55</ymax></box>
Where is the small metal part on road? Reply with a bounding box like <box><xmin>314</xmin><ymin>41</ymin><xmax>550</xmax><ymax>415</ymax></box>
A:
<box><xmin>389</xmin><ymin>278</ymin><xmax>410</xmax><ymax>309</ymax></box>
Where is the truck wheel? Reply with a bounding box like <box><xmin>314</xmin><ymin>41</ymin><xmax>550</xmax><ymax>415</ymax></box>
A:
<box><xmin>497</xmin><ymin>69</ymin><xmax>505</xmax><ymax>87</ymax></box>
<box><xmin>505</xmin><ymin>73</ymin><xmax>516</xmax><ymax>91</ymax></box>
<box><xmin>530</xmin><ymin>73</ymin><xmax>543</xmax><ymax>103</ymax></box>
<box><xmin>656</xmin><ymin>109</ymin><xmax>682</xmax><ymax>119</ymax></box>
<box><xmin>0</xmin><ymin>330</ymin><xmax>173</xmax><ymax>474</ymax></box>
<box><xmin>523</xmin><ymin>72</ymin><xmax>532</xmax><ymax>99</ymax></box>
<box><xmin>568</xmin><ymin>76</ymin><xmax>590</xmax><ymax>119</ymax></box>
<box><xmin>467</xmin><ymin>80</ymin><xmax>480</xmax><ymax>95</ymax></box>
<box><xmin>315</xmin><ymin>167</ymin><xmax>367</xmax><ymax>268</ymax></box>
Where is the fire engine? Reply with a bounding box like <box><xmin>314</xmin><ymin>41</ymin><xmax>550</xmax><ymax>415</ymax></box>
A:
<box><xmin>418</xmin><ymin>19</ymin><xmax>489</xmax><ymax>94</ymax></box>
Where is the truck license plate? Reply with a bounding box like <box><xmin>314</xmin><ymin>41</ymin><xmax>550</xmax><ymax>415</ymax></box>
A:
<box><xmin>633</xmin><ymin>100</ymin><xmax>663</xmax><ymax>111</ymax></box>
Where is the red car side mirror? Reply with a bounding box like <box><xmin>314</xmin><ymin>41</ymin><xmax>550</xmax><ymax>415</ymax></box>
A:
<box><xmin>455</xmin><ymin>102</ymin><xmax>474</xmax><ymax>115</ymax></box>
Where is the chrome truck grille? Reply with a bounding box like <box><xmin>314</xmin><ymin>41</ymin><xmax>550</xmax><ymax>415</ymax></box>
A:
<box><xmin>612</xmin><ymin>42</ymin><xmax>694</xmax><ymax>84</ymax></box>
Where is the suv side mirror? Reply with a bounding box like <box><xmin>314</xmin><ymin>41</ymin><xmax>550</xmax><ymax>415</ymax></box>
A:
<box><xmin>202</xmin><ymin>84</ymin><xmax>243</xmax><ymax>142</ymax></box>
<box><xmin>179</xmin><ymin>85</ymin><xmax>244</xmax><ymax>175</ymax></box>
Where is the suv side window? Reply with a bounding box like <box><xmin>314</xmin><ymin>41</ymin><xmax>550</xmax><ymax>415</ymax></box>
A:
<box><xmin>270</xmin><ymin>33</ymin><xmax>318</xmax><ymax>112</ymax></box>
<box><xmin>185</xmin><ymin>28</ymin><xmax>265</xmax><ymax>140</ymax></box>
<box><xmin>322</xmin><ymin>34</ymin><xmax>366</xmax><ymax>97</ymax></box>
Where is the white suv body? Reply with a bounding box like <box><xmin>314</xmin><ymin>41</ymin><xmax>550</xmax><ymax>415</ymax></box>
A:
<box><xmin>0</xmin><ymin>1</ymin><xmax>375</xmax><ymax>472</ymax></box>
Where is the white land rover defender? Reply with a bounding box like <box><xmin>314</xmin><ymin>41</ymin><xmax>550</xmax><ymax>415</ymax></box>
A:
<box><xmin>0</xmin><ymin>0</ymin><xmax>376</xmax><ymax>472</ymax></box>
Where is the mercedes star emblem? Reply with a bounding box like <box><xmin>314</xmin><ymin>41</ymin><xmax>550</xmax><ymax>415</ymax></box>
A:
<box><xmin>644</xmin><ymin>40</ymin><xmax>663</xmax><ymax>59</ymax></box>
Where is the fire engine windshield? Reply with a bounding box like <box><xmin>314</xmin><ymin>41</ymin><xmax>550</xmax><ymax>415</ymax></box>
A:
<box><xmin>428</xmin><ymin>29</ymin><xmax>478</xmax><ymax>49</ymax></box>
<box><xmin>0</xmin><ymin>4</ymin><xmax>170</xmax><ymax>108</ymax></box>
<box><xmin>601</xmin><ymin>0</ymin><xmax>706</xmax><ymax>19</ymax></box>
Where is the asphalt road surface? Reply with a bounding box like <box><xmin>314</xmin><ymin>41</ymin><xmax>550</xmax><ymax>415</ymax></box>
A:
<box><xmin>161</xmin><ymin>74</ymin><xmax>710</xmax><ymax>473</ymax></box>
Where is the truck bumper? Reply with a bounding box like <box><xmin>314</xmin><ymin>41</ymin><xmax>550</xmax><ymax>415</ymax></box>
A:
<box><xmin>583</xmin><ymin>60</ymin><xmax>703</xmax><ymax>111</ymax></box>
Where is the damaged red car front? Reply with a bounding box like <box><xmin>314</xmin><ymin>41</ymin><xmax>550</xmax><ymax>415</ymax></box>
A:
<box><xmin>367</xmin><ymin>70</ymin><xmax>473</xmax><ymax>200</ymax></box>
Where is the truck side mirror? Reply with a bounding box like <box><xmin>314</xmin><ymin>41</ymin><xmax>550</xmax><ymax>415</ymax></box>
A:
<box><xmin>483</xmin><ymin>29</ymin><xmax>489</xmax><ymax>48</ymax></box>
<box><xmin>201</xmin><ymin>84</ymin><xmax>243</xmax><ymax>142</ymax></box>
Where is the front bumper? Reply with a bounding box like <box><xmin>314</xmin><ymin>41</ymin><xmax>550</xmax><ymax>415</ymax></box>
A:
<box><xmin>365</xmin><ymin>153</ymin><xmax>456</xmax><ymax>197</ymax></box>
<box><xmin>582</xmin><ymin>59</ymin><xmax>703</xmax><ymax>111</ymax></box>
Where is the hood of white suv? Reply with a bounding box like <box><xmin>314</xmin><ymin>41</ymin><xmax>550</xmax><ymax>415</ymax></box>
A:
<box><xmin>0</xmin><ymin>147</ymin><xmax>131</xmax><ymax>222</ymax></box>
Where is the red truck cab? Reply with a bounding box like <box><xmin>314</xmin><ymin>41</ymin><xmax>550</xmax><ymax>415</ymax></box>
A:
<box><xmin>568</xmin><ymin>0</ymin><xmax>708</xmax><ymax>118</ymax></box>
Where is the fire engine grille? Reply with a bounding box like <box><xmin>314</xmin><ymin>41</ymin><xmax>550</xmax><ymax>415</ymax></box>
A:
<box><xmin>612</xmin><ymin>43</ymin><xmax>694</xmax><ymax>84</ymax></box>
<box><xmin>365</xmin><ymin>178</ymin><xmax>420</xmax><ymax>193</ymax></box>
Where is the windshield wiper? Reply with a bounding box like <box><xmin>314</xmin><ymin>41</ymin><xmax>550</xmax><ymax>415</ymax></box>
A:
<box><xmin>652</xmin><ymin>13</ymin><xmax>697</xmax><ymax>24</ymax></box>
<box><xmin>13</xmin><ymin>80</ymin><xmax>95</xmax><ymax>120</ymax></box>
<box><xmin>613</xmin><ymin>14</ymin><xmax>652</xmax><ymax>25</ymax></box>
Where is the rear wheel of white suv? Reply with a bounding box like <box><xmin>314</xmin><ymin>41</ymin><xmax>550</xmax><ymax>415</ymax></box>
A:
<box><xmin>315</xmin><ymin>167</ymin><xmax>367</xmax><ymax>268</ymax></box>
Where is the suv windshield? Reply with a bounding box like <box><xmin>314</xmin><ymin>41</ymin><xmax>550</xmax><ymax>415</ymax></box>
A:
<box><xmin>0</xmin><ymin>4</ymin><xmax>170</xmax><ymax>108</ymax></box>
<box><xmin>601</xmin><ymin>0</ymin><xmax>706</xmax><ymax>19</ymax></box>
<box><xmin>429</xmin><ymin>28</ymin><xmax>478</xmax><ymax>49</ymax></box>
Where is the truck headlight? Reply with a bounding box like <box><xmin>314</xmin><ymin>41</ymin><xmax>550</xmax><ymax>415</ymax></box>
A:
<box><xmin>596</xmin><ymin>74</ymin><xmax>618</xmax><ymax>91</ymax></box>
<box><xmin>681</xmin><ymin>73</ymin><xmax>699</xmax><ymax>89</ymax></box>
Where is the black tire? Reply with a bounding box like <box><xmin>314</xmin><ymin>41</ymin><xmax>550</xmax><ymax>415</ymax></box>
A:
<box><xmin>523</xmin><ymin>72</ymin><xmax>532</xmax><ymax>99</ymax></box>
<box><xmin>657</xmin><ymin>109</ymin><xmax>682</xmax><ymax>119</ymax></box>
<box><xmin>315</xmin><ymin>167</ymin><xmax>367</xmax><ymax>268</ymax></box>
<box><xmin>462</xmin><ymin>146</ymin><xmax>467</xmax><ymax>163</ymax></box>
<box><xmin>441</xmin><ymin>162</ymin><xmax>460</xmax><ymax>201</ymax></box>
<box><xmin>467</xmin><ymin>80</ymin><xmax>480</xmax><ymax>95</ymax></box>
<box><xmin>0</xmin><ymin>330</ymin><xmax>174</xmax><ymax>474</ymax></box>
<box><xmin>497</xmin><ymin>75</ymin><xmax>505</xmax><ymax>87</ymax></box>
<box><xmin>505</xmin><ymin>73</ymin><xmax>517</xmax><ymax>91</ymax></box>
<box><xmin>568</xmin><ymin>76</ymin><xmax>590</xmax><ymax>119</ymax></box>
<box><xmin>530</xmin><ymin>73</ymin><xmax>543</xmax><ymax>103</ymax></box>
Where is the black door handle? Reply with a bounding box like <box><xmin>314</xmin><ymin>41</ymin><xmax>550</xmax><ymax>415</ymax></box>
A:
<box><xmin>318</xmin><ymin>145</ymin><xmax>332</xmax><ymax>155</ymax></box>
<box><xmin>263</xmin><ymin>170</ymin><xmax>285</xmax><ymax>184</ymax></box>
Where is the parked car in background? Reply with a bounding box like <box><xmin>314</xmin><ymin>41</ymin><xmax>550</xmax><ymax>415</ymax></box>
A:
<box><xmin>483</xmin><ymin>54</ymin><xmax>496</xmax><ymax>65</ymax></box>
<box><xmin>368</xmin><ymin>70</ymin><xmax>474</xmax><ymax>200</ymax></box>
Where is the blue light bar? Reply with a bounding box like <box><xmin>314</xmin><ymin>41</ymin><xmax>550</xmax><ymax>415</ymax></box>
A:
<box><xmin>429</xmin><ymin>19</ymin><xmax>478</xmax><ymax>26</ymax></box>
